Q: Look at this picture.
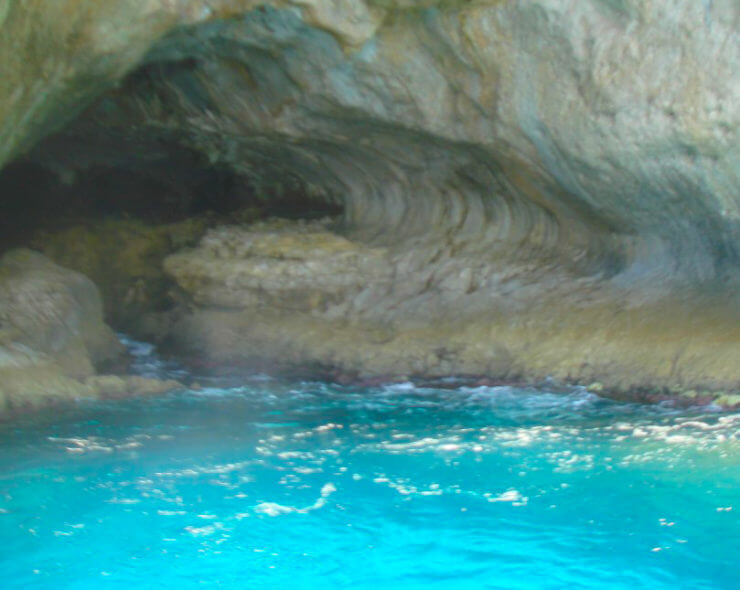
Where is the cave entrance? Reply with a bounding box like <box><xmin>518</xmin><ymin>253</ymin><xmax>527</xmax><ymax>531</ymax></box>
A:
<box><xmin>0</xmin><ymin>137</ymin><xmax>344</xmax><ymax>332</ymax></box>
<box><xmin>0</xmin><ymin>148</ymin><xmax>343</xmax><ymax>254</ymax></box>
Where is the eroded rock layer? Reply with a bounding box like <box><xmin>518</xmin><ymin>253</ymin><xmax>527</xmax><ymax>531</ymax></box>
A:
<box><xmin>0</xmin><ymin>250</ymin><xmax>180</xmax><ymax>413</ymax></box>
<box><xmin>0</xmin><ymin>0</ymin><xmax>738</xmax><ymax>402</ymax></box>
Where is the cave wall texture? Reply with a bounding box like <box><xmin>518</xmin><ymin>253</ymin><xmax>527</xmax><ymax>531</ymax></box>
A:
<box><xmin>0</xmin><ymin>0</ymin><xmax>738</xmax><ymax>405</ymax></box>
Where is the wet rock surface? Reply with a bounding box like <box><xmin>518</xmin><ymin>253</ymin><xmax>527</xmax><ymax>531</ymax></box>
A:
<box><xmin>156</xmin><ymin>219</ymin><xmax>740</xmax><ymax>404</ymax></box>
<box><xmin>0</xmin><ymin>0</ymin><xmax>738</xmax><ymax>405</ymax></box>
<box><xmin>0</xmin><ymin>250</ymin><xmax>179</xmax><ymax>414</ymax></box>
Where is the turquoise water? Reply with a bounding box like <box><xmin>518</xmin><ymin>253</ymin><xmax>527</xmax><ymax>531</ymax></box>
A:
<box><xmin>0</xmin><ymin>344</ymin><xmax>738</xmax><ymax>589</ymax></box>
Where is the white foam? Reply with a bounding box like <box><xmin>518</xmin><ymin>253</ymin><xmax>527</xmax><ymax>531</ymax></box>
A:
<box><xmin>255</xmin><ymin>483</ymin><xmax>337</xmax><ymax>517</ymax></box>
<box><xmin>487</xmin><ymin>489</ymin><xmax>529</xmax><ymax>506</ymax></box>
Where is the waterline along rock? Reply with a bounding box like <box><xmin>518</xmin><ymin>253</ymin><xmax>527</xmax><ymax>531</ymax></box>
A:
<box><xmin>0</xmin><ymin>0</ymin><xmax>738</xmax><ymax>405</ymax></box>
<box><xmin>0</xmin><ymin>250</ymin><xmax>181</xmax><ymax>412</ymax></box>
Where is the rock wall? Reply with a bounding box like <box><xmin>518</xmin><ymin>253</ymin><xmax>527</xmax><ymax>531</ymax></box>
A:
<box><xmin>0</xmin><ymin>250</ymin><xmax>182</xmax><ymax>414</ymax></box>
<box><xmin>1</xmin><ymin>1</ymin><xmax>738</xmax><ymax>401</ymax></box>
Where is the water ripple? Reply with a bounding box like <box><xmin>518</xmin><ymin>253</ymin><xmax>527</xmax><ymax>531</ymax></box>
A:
<box><xmin>0</xmin><ymin>340</ymin><xmax>737</xmax><ymax>589</ymax></box>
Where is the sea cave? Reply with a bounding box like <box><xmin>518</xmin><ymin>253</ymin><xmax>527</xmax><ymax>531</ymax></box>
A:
<box><xmin>0</xmin><ymin>1</ymin><xmax>738</xmax><ymax>588</ymax></box>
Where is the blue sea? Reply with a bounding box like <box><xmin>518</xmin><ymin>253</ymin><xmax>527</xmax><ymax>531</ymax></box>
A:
<box><xmin>0</xmin><ymin>339</ymin><xmax>738</xmax><ymax>589</ymax></box>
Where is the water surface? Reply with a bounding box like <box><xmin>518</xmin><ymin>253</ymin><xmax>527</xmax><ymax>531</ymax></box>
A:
<box><xmin>0</xmin><ymin>344</ymin><xmax>738</xmax><ymax>589</ymax></box>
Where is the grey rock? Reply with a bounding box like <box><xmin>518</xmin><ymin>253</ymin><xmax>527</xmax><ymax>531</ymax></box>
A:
<box><xmin>0</xmin><ymin>1</ymin><xmax>738</xmax><ymax>400</ymax></box>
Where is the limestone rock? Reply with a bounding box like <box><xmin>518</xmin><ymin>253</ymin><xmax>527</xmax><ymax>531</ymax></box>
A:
<box><xmin>0</xmin><ymin>248</ymin><xmax>192</xmax><ymax>414</ymax></box>
<box><xmin>85</xmin><ymin>375</ymin><xmax>182</xmax><ymax>399</ymax></box>
<box><xmin>31</xmin><ymin>216</ymin><xmax>212</xmax><ymax>327</ymax></box>
<box><xmin>0</xmin><ymin>1</ymin><xmax>738</xmax><ymax>400</ymax></box>
<box><xmin>0</xmin><ymin>249</ymin><xmax>123</xmax><ymax>375</ymax></box>
<box><xmin>0</xmin><ymin>249</ymin><xmax>130</xmax><ymax>412</ymax></box>
<box><xmin>164</xmin><ymin>219</ymin><xmax>392</xmax><ymax>310</ymax></box>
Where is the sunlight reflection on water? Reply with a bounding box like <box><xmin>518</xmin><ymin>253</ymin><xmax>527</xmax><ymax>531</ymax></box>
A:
<box><xmin>0</xmin><ymin>338</ymin><xmax>737</xmax><ymax>589</ymax></box>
